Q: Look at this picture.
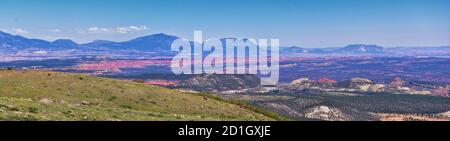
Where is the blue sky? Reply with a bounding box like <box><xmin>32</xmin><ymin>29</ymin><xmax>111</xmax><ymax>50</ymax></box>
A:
<box><xmin>0</xmin><ymin>0</ymin><xmax>449</xmax><ymax>47</ymax></box>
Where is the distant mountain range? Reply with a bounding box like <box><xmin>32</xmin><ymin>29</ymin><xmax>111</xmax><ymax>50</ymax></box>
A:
<box><xmin>335</xmin><ymin>44</ymin><xmax>385</xmax><ymax>54</ymax></box>
<box><xmin>0</xmin><ymin>31</ymin><xmax>180</xmax><ymax>52</ymax></box>
<box><xmin>0</xmin><ymin>31</ymin><xmax>59</xmax><ymax>49</ymax></box>
<box><xmin>51</xmin><ymin>39</ymin><xmax>79</xmax><ymax>48</ymax></box>
<box><xmin>281</xmin><ymin>44</ymin><xmax>385</xmax><ymax>54</ymax></box>
<box><xmin>1</xmin><ymin>31</ymin><xmax>449</xmax><ymax>57</ymax></box>
<box><xmin>79</xmin><ymin>33</ymin><xmax>179</xmax><ymax>52</ymax></box>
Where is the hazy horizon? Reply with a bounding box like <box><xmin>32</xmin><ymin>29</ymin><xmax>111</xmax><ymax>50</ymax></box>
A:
<box><xmin>1</xmin><ymin>0</ymin><xmax>449</xmax><ymax>47</ymax></box>
<box><xmin>1</xmin><ymin>30</ymin><xmax>449</xmax><ymax>49</ymax></box>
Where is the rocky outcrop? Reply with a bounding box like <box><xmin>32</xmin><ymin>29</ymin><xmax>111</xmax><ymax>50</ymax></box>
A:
<box><xmin>390</xmin><ymin>77</ymin><xmax>406</xmax><ymax>87</ymax></box>
<box><xmin>348</xmin><ymin>78</ymin><xmax>373</xmax><ymax>88</ymax></box>
<box><xmin>288</xmin><ymin>77</ymin><xmax>437</xmax><ymax>96</ymax></box>
<box><xmin>290</xmin><ymin>78</ymin><xmax>312</xmax><ymax>89</ymax></box>
<box><xmin>431</xmin><ymin>87</ymin><xmax>449</xmax><ymax>97</ymax></box>
<box><xmin>304</xmin><ymin>106</ymin><xmax>352</xmax><ymax>121</ymax></box>
<box><xmin>439</xmin><ymin>111</ymin><xmax>450</xmax><ymax>118</ymax></box>
<box><xmin>174</xmin><ymin>74</ymin><xmax>260</xmax><ymax>92</ymax></box>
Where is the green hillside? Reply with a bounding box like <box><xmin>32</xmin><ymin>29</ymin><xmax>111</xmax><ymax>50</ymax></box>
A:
<box><xmin>0</xmin><ymin>70</ymin><xmax>274</xmax><ymax>121</ymax></box>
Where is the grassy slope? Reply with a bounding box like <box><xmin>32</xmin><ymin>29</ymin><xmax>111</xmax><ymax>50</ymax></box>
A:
<box><xmin>0</xmin><ymin>70</ymin><xmax>273</xmax><ymax>121</ymax></box>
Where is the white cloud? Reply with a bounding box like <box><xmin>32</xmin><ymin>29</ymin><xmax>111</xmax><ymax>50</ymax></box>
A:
<box><xmin>48</xmin><ymin>29</ymin><xmax>61</xmax><ymax>32</ymax></box>
<box><xmin>74</xmin><ymin>29</ymin><xmax>86</xmax><ymax>34</ymax></box>
<box><xmin>44</xmin><ymin>36</ymin><xmax>58</xmax><ymax>41</ymax></box>
<box><xmin>116</xmin><ymin>25</ymin><xmax>149</xmax><ymax>34</ymax></box>
<box><xmin>88</xmin><ymin>27</ymin><xmax>99</xmax><ymax>31</ymax></box>
<box><xmin>81</xmin><ymin>25</ymin><xmax>150</xmax><ymax>34</ymax></box>
<box><xmin>12</xmin><ymin>28</ymin><xmax>29</xmax><ymax>34</ymax></box>
<box><xmin>87</xmin><ymin>27</ymin><xmax>111</xmax><ymax>33</ymax></box>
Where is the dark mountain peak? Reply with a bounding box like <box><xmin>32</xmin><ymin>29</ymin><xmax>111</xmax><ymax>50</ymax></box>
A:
<box><xmin>52</xmin><ymin>39</ymin><xmax>75</xmax><ymax>43</ymax></box>
<box><xmin>51</xmin><ymin>39</ymin><xmax>78</xmax><ymax>47</ymax></box>
<box><xmin>153</xmin><ymin>33</ymin><xmax>171</xmax><ymax>37</ymax></box>
<box><xmin>130</xmin><ymin>33</ymin><xmax>179</xmax><ymax>42</ymax></box>
<box><xmin>81</xmin><ymin>33</ymin><xmax>180</xmax><ymax>51</ymax></box>
<box><xmin>81</xmin><ymin>40</ymin><xmax>120</xmax><ymax>48</ymax></box>
<box><xmin>282</xmin><ymin>46</ymin><xmax>309</xmax><ymax>53</ymax></box>
<box><xmin>91</xmin><ymin>40</ymin><xmax>116</xmax><ymax>44</ymax></box>
<box><xmin>286</xmin><ymin>46</ymin><xmax>305</xmax><ymax>49</ymax></box>
<box><xmin>0</xmin><ymin>31</ymin><xmax>12</xmax><ymax>39</ymax></box>
<box><xmin>52</xmin><ymin>39</ymin><xmax>78</xmax><ymax>44</ymax></box>
<box><xmin>336</xmin><ymin>44</ymin><xmax>384</xmax><ymax>54</ymax></box>
<box><xmin>0</xmin><ymin>31</ymin><xmax>23</xmax><ymax>39</ymax></box>
<box><xmin>345</xmin><ymin>44</ymin><xmax>383</xmax><ymax>49</ymax></box>
<box><xmin>116</xmin><ymin>33</ymin><xmax>180</xmax><ymax>51</ymax></box>
<box><xmin>0</xmin><ymin>30</ymin><xmax>9</xmax><ymax>35</ymax></box>
<box><xmin>0</xmin><ymin>31</ymin><xmax>52</xmax><ymax>49</ymax></box>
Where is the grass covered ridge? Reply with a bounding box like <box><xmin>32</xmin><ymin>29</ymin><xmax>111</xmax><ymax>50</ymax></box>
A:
<box><xmin>0</xmin><ymin>70</ymin><xmax>274</xmax><ymax>121</ymax></box>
